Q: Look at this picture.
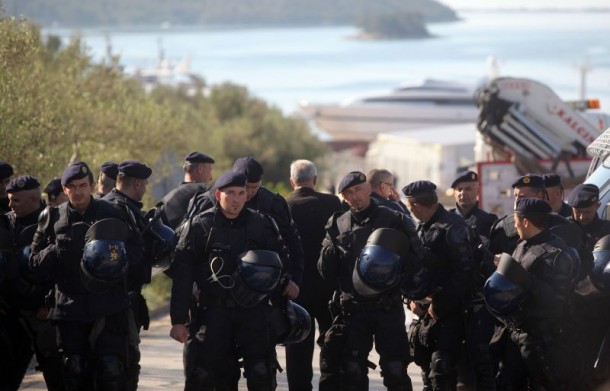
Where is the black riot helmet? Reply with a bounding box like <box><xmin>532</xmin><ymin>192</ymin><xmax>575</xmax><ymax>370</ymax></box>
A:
<box><xmin>230</xmin><ymin>250</ymin><xmax>283</xmax><ymax>308</ymax></box>
<box><xmin>268</xmin><ymin>300</ymin><xmax>312</xmax><ymax>345</ymax></box>
<box><xmin>80</xmin><ymin>218</ymin><xmax>130</xmax><ymax>293</ymax></box>
<box><xmin>352</xmin><ymin>228</ymin><xmax>408</xmax><ymax>298</ymax></box>
<box><xmin>144</xmin><ymin>207</ymin><xmax>178</xmax><ymax>272</ymax></box>
<box><xmin>484</xmin><ymin>253</ymin><xmax>532</xmax><ymax>318</ymax></box>
<box><xmin>586</xmin><ymin>235</ymin><xmax>610</xmax><ymax>295</ymax></box>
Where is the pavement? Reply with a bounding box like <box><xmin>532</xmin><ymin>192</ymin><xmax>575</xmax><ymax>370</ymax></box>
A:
<box><xmin>20</xmin><ymin>307</ymin><xmax>424</xmax><ymax>390</ymax></box>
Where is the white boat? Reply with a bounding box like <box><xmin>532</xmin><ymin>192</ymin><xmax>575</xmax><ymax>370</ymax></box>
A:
<box><xmin>133</xmin><ymin>56</ymin><xmax>204</xmax><ymax>95</ymax></box>
<box><xmin>299</xmin><ymin>79</ymin><xmax>479</xmax><ymax>141</ymax></box>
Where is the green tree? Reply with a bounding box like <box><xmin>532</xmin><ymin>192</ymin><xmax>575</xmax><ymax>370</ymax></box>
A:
<box><xmin>210</xmin><ymin>83</ymin><xmax>328</xmax><ymax>184</ymax></box>
<box><xmin>0</xmin><ymin>17</ymin><xmax>183</xmax><ymax>187</ymax></box>
<box><xmin>0</xmin><ymin>16</ymin><xmax>328</xmax><ymax>206</ymax></box>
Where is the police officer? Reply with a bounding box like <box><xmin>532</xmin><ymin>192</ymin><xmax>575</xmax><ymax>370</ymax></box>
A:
<box><xmin>448</xmin><ymin>170</ymin><xmax>498</xmax><ymax>390</ymax></box>
<box><xmin>44</xmin><ymin>178</ymin><xmax>69</xmax><ymax>207</ymax></box>
<box><xmin>159</xmin><ymin>151</ymin><xmax>215</xmax><ymax>229</ymax></box>
<box><xmin>402</xmin><ymin>180</ymin><xmax>476</xmax><ymax>391</ymax></box>
<box><xmin>449</xmin><ymin>170</ymin><xmax>498</xmax><ymax>239</ymax></box>
<box><xmin>490</xmin><ymin>198</ymin><xmax>579</xmax><ymax>390</ymax></box>
<box><xmin>318</xmin><ymin>171</ymin><xmax>425</xmax><ymax>391</ymax></box>
<box><xmin>544</xmin><ymin>173</ymin><xmax>572</xmax><ymax>218</ymax></box>
<box><xmin>103</xmin><ymin>160</ymin><xmax>154</xmax><ymax>390</ymax></box>
<box><xmin>285</xmin><ymin>159</ymin><xmax>341</xmax><ymax>391</ymax></box>
<box><xmin>0</xmin><ymin>176</ymin><xmax>63</xmax><ymax>390</ymax></box>
<box><xmin>488</xmin><ymin>173</ymin><xmax>572</xmax><ymax>256</ymax></box>
<box><xmin>169</xmin><ymin>171</ymin><xmax>291</xmax><ymax>390</ymax></box>
<box><xmin>0</xmin><ymin>161</ymin><xmax>14</xmax><ymax>213</ymax></box>
<box><xmin>185</xmin><ymin>156</ymin><xmax>303</xmax><ymax>297</ymax></box>
<box><xmin>567</xmin><ymin>183</ymin><xmax>610</xmax><ymax>387</ymax></box>
<box><xmin>94</xmin><ymin>161</ymin><xmax>118</xmax><ymax>198</ymax></box>
<box><xmin>28</xmin><ymin>161</ymin><xmax>137</xmax><ymax>391</ymax></box>
<box><xmin>568</xmin><ymin>183</ymin><xmax>610</xmax><ymax>245</ymax></box>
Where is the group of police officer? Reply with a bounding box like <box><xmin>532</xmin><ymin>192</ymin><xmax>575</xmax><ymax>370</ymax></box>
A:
<box><xmin>0</xmin><ymin>158</ymin><xmax>173</xmax><ymax>391</ymax></box>
<box><xmin>3</xmin><ymin>152</ymin><xmax>610</xmax><ymax>391</ymax></box>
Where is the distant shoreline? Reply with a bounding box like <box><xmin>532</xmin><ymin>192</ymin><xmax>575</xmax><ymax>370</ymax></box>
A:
<box><xmin>349</xmin><ymin>32</ymin><xmax>435</xmax><ymax>41</ymax></box>
<box><xmin>453</xmin><ymin>7</ymin><xmax>610</xmax><ymax>12</ymax></box>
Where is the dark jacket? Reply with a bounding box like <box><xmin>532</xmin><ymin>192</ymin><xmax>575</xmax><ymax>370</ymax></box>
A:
<box><xmin>185</xmin><ymin>186</ymin><xmax>304</xmax><ymax>286</ymax></box>
<box><xmin>170</xmin><ymin>206</ymin><xmax>289</xmax><ymax>325</ymax></box>
<box><xmin>160</xmin><ymin>182</ymin><xmax>211</xmax><ymax>229</ymax></box>
<box><xmin>570</xmin><ymin>215</ymin><xmax>610</xmax><ymax>277</ymax></box>
<box><xmin>318</xmin><ymin>199</ymin><xmax>424</xmax><ymax>299</ymax></box>
<box><xmin>489</xmin><ymin>212</ymin><xmax>571</xmax><ymax>256</ymax></box>
<box><xmin>0</xmin><ymin>202</ymin><xmax>50</xmax><ymax>311</ymax></box>
<box><xmin>449</xmin><ymin>202</ymin><xmax>498</xmax><ymax>239</ymax></box>
<box><xmin>0</xmin><ymin>198</ymin><xmax>10</xmax><ymax>214</ymax></box>
<box><xmin>557</xmin><ymin>202</ymin><xmax>572</xmax><ymax>218</ymax></box>
<box><xmin>286</xmin><ymin>187</ymin><xmax>341</xmax><ymax>301</ymax></box>
<box><xmin>103</xmin><ymin>188</ymin><xmax>150</xmax><ymax>289</ymax></box>
<box><xmin>490</xmin><ymin>212</ymin><xmax>592</xmax><ymax>281</ymax></box>
<box><xmin>511</xmin><ymin>230</ymin><xmax>576</xmax><ymax>330</ymax></box>
<box><xmin>29</xmin><ymin>197</ymin><xmax>131</xmax><ymax>322</ymax></box>
<box><xmin>574</xmin><ymin>215</ymin><xmax>610</xmax><ymax>250</ymax></box>
<box><xmin>417</xmin><ymin>204</ymin><xmax>476</xmax><ymax>318</ymax></box>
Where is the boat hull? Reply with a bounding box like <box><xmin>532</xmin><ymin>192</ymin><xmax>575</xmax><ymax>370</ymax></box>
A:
<box><xmin>300</xmin><ymin>102</ymin><xmax>479</xmax><ymax>141</ymax></box>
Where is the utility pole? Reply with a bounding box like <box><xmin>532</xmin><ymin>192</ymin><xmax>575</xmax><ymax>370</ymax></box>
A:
<box><xmin>579</xmin><ymin>59</ymin><xmax>590</xmax><ymax>100</ymax></box>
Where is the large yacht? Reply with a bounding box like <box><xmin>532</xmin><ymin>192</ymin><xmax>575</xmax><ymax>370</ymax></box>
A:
<box><xmin>299</xmin><ymin>79</ymin><xmax>479</xmax><ymax>141</ymax></box>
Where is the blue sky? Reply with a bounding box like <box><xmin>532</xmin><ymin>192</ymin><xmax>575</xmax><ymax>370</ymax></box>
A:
<box><xmin>437</xmin><ymin>0</ymin><xmax>609</xmax><ymax>9</ymax></box>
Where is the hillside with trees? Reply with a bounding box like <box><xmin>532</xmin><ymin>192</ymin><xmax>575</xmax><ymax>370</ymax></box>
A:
<box><xmin>3</xmin><ymin>0</ymin><xmax>458</xmax><ymax>28</ymax></box>
<box><xmin>0</xmin><ymin>16</ymin><xmax>327</xmax><ymax>205</ymax></box>
<box><xmin>356</xmin><ymin>13</ymin><xmax>431</xmax><ymax>40</ymax></box>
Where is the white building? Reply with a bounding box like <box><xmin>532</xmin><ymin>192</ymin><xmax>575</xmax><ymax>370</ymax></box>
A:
<box><xmin>366</xmin><ymin>123</ymin><xmax>477</xmax><ymax>191</ymax></box>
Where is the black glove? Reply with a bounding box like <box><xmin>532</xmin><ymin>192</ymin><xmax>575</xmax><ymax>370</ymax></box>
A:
<box><xmin>55</xmin><ymin>236</ymin><xmax>81</xmax><ymax>261</ymax></box>
<box><xmin>128</xmin><ymin>291</ymin><xmax>150</xmax><ymax>331</ymax></box>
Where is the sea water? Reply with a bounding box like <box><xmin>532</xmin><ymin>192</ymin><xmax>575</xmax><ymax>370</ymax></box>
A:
<box><xmin>45</xmin><ymin>10</ymin><xmax>610</xmax><ymax>115</ymax></box>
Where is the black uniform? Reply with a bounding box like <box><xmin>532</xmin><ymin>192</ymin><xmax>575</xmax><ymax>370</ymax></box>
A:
<box><xmin>495</xmin><ymin>231</ymin><xmax>579</xmax><ymax>390</ymax></box>
<box><xmin>103</xmin><ymin>189</ymin><xmax>151</xmax><ymax>303</ymax></box>
<box><xmin>574</xmin><ymin>215</ymin><xmax>610</xmax><ymax>250</ymax></box>
<box><xmin>0</xmin><ymin>199</ymin><xmax>9</xmax><ymax>214</ymax></box>
<box><xmin>285</xmin><ymin>187</ymin><xmax>341</xmax><ymax>391</ymax></box>
<box><xmin>170</xmin><ymin>206</ymin><xmax>290</xmax><ymax>390</ymax></box>
<box><xmin>449</xmin><ymin>203</ymin><xmax>498</xmax><ymax>390</ymax></box>
<box><xmin>557</xmin><ymin>201</ymin><xmax>572</xmax><ymax>218</ymax></box>
<box><xmin>103</xmin><ymin>188</ymin><xmax>152</xmax><ymax>390</ymax></box>
<box><xmin>572</xmin><ymin>215</ymin><xmax>610</xmax><ymax>387</ymax></box>
<box><xmin>160</xmin><ymin>182</ymin><xmax>211</xmax><ymax>229</ymax></box>
<box><xmin>318</xmin><ymin>200</ymin><xmax>425</xmax><ymax>391</ymax></box>
<box><xmin>489</xmin><ymin>212</ymin><xmax>571</xmax><ymax>255</ymax></box>
<box><xmin>449</xmin><ymin>202</ymin><xmax>498</xmax><ymax>239</ymax></box>
<box><xmin>28</xmin><ymin>197</ymin><xmax>137</xmax><ymax>391</ymax></box>
<box><xmin>185</xmin><ymin>186</ymin><xmax>304</xmax><ymax>285</ymax></box>
<box><xmin>0</xmin><ymin>203</ymin><xmax>63</xmax><ymax>391</ymax></box>
<box><xmin>410</xmin><ymin>204</ymin><xmax>476</xmax><ymax>391</ymax></box>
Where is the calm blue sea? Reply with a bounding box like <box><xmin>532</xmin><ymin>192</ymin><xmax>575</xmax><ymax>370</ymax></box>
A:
<box><xmin>45</xmin><ymin>10</ymin><xmax>610</xmax><ymax>115</ymax></box>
